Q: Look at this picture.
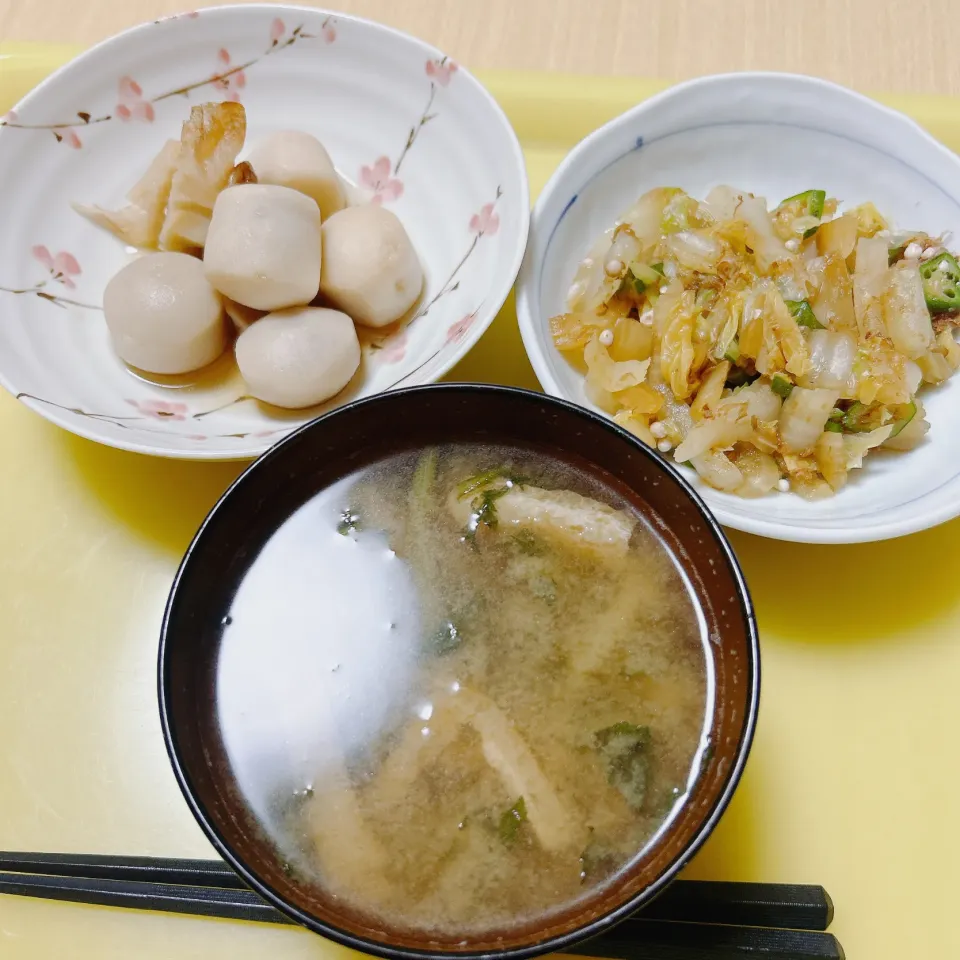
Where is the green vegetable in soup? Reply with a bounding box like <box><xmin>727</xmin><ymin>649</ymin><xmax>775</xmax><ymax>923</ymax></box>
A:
<box><xmin>429</xmin><ymin>620</ymin><xmax>463</xmax><ymax>656</ymax></box>
<box><xmin>408</xmin><ymin>450</ymin><xmax>438</xmax><ymax>541</ymax></box>
<box><xmin>337</xmin><ymin>509</ymin><xmax>362</xmax><ymax>536</ymax></box>
<box><xmin>511</xmin><ymin>530</ymin><xmax>545</xmax><ymax>556</ymax></box>
<box><xmin>529</xmin><ymin>575</ymin><xmax>557</xmax><ymax>605</ymax></box>
<box><xmin>594</xmin><ymin>722</ymin><xmax>652</xmax><ymax>812</ymax></box>
<box><xmin>456</xmin><ymin>467</ymin><xmax>527</xmax><ymax>501</ymax></box>
<box><xmin>411</xmin><ymin>450</ymin><xmax>438</xmax><ymax>503</ymax></box>
<box><xmin>471</xmin><ymin>487</ymin><xmax>510</xmax><ymax>532</ymax></box>
<box><xmin>499</xmin><ymin>796</ymin><xmax>528</xmax><ymax>846</ymax></box>
<box><xmin>578</xmin><ymin>835</ymin><xmax>620</xmax><ymax>884</ymax></box>
<box><xmin>457</xmin><ymin>469</ymin><xmax>505</xmax><ymax>500</ymax></box>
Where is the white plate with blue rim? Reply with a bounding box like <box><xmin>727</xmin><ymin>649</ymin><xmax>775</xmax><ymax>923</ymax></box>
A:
<box><xmin>516</xmin><ymin>71</ymin><xmax>960</xmax><ymax>544</ymax></box>
<box><xmin>0</xmin><ymin>5</ymin><xmax>528</xmax><ymax>459</ymax></box>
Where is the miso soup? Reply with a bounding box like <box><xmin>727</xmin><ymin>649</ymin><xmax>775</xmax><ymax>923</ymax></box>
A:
<box><xmin>217</xmin><ymin>444</ymin><xmax>712</xmax><ymax>937</ymax></box>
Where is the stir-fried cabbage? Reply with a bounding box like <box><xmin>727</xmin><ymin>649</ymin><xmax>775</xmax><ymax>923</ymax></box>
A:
<box><xmin>550</xmin><ymin>186</ymin><xmax>958</xmax><ymax>497</ymax></box>
<box><xmin>883</xmin><ymin>262</ymin><xmax>934</xmax><ymax>359</ymax></box>
<box><xmin>802</xmin><ymin>330</ymin><xmax>857</xmax><ymax>390</ymax></box>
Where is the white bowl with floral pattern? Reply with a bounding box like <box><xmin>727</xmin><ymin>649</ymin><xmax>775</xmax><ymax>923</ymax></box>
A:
<box><xmin>0</xmin><ymin>5</ymin><xmax>528</xmax><ymax>458</ymax></box>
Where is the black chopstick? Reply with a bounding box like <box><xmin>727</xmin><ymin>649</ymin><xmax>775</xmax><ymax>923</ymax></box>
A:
<box><xmin>0</xmin><ymin>871</ymin><xmax>286</xmax><ymax>925</ymax></box>
<box><xmin>566</xmin><ymin>924</ymin><xmax>844</xmax><ymax>960</ymax></box>
<box><xmin>0</xmin><ymin>853</ymin><xmax>833</xmax><ymax>931</ymax></box>
<box><xmin>0</xmin><ymin>852</ymin><xmax>248</xmax><ymax>890</ymax></box>
<box><xmin>0</xmin><ymin>853</ymin><xmax>844</xmax><ymax>960</ymax></box>
<box><xmin>636</xmin><ymin>879</ymin><xmax>833</xmax><ymax>932</ymax></box>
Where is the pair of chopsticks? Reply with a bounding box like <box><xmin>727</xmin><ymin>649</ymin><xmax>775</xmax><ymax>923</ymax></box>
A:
<box><xmin>0</xmin><ymin>852</ymin><xmax>844</xmax><ymax>960</ymax></box>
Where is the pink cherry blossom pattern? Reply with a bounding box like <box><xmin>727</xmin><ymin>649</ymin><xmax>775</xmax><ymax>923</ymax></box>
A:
<box><xmin>425</xmin><ymin>58</ymin><xmax>458</xmax><ymax>87</ymax></box>
<box><xmin>156</xmin><ymin>10</ymin><xmax>200</xmax><ymax>22</ymax></box>
<box><xmin>53</xmin><ymin>252</ymin><xmax>81</xmax><ymax>288</ymax></box>
<box><xmin>32</xmin><ymin>246</ymin><xmax>82</xmax><ymax>288</ymax></box>
<box><xmin>116</xmin><ymin>76</ymin><xmax>155</xmax><ymax>123</ymax></box>
<box><xmin>379</xmin><ymin>330</ymin><xmax>408</xmax><ymax>363</ymax></box>
<box><xmin>359</xmin><ymin>156</ymin><xmax>404</xmax><ymax>205</ymax></box>
<box><xmin>323</xmin><ymin>21</ymin><xmax>337</xmax><ymax>43</ymax></box>
<box><xmin>445</xmin><ymin>311</ymin><xmax>479</xmax><ymax>346</ymax></box>
<box><xmin>187</xmin><ymin>434</ymin><xmax>208</xmax><ymax>441</ymax></box>
<box><xmin>469</xmin><ymin>203</ymin><xmax>500</xmax><ymax>237</ymax></box>
<box><xmin>270</xmin><ymin>17</ymin><xmax>286</xmax><ymax>44</ymax></box>
<box><xmin>2</xmin><ymin>21</ymin><xmax>314</xmax><ymax>142</ymax></box>
<box><xmin>126</xmin><ymin>398</ymin><xmax>189</xmax><ymax>421</ymax></box>
<box><xmin>213</xmin><ymin>49</ymin><xmax>246</xmax><ymax>102</ymax></box>
<box><xmin>31</xmin><ymin>245</ymin><xmax>54</xmax><ymax>271</ymax></box>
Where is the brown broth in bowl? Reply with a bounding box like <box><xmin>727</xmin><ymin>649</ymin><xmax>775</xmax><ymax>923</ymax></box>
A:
<box><xmin>216</xmin><ymin>443</ymin><xmax>712</xmax><ymax>938</ymax></box>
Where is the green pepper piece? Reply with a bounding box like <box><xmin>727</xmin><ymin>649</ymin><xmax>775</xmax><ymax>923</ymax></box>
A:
<box><xmin>770</xmin><ymin>375</ymin><xmax>794</xmax><ymax>399</ymax></box>
<box><xmin>888</xmin><ymin>243</ymin><xmax>907</xmax><ymax>266</ymax></box>
<box><xmin>841</xmin><ymin>401</ymin><xmax>872</xmax><ymax>433</ymax></box>
<box><xmin>823</xmin><ymin>421</ymin><xmax>843</xmax><ymax>433</ymax></box>
<box><xmin>827</xmin><ymin>407</ymin><xmax>845</xmax><ymax>422</ymax></box>
<box><xmin>723</xmin><ymin>339</ymin><xmax>741</xmax><ymax>364</ymax></box>
<box><xmin>779</xmin><ymin>190</ymin><xmax>826</xmax><ymax>238</ymax></box>
<box><xmin>617</xmin><ymin>270</ymin><xmax>645</xmax><ymax>297</ymax></box>
<box><xmin>889</xmin><ymin>401</ymin><xmax>917</xmax><ymax>439</ymax></box>
<box><xmin>651</xmin><ymin>262</ymin><xmax>665</xmax><ymax>275</ymax></box>
<box><xmin>785</xmin><ymin>299</ymin><xmax>825</xmax><ymax>330</ymax></box>
<box><xmin>919</xmin><ymin>252</ymin><xmax>960</xmax><ymax>313</ymax></box>
<box><xmin>780</xmin><ymin>189</ymin><xmax>826</xmax><ymax>219</ymax></box>
<box><xmin>628</xmin><ymin>262</ymin><xmax>664</xmax><ymax>291</ymax></box>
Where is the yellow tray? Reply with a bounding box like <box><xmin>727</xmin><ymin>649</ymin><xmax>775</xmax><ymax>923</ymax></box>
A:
<box><xmin>3</xmin><ymin>42</ymin><xmax>960</xmax><ymax>960</ymax></box>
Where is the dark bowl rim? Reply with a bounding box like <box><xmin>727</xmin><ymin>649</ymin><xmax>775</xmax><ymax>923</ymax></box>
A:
<box><xmin>158</xmin><ymin>382</ymin><xmax>760</xmax><ymax>960</ymax></box>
